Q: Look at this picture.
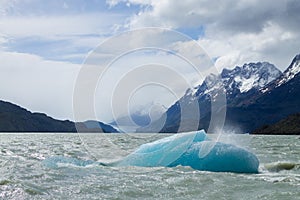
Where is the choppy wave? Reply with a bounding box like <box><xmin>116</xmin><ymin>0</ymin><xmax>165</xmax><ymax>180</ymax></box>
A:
<box><xmin>263</xmin><ymin>162</ymin><xmax>300</xmax><ymax>172</ymax></box>
<box><xmin>1</xmin><ymin>133</ymin><xmax>299</xmax><ymax>199</ymax></box>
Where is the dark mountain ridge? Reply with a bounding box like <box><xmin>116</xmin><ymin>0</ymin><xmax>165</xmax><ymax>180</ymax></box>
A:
<box><xmin>0</xmin><ymin>100</ymin><xmax>118</xmax><ymax>133</ymax></box>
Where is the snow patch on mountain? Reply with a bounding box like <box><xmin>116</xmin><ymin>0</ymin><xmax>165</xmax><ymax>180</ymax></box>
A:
<box><xmin>226</xmin><ymin>62</ymin><xmax>281</xmax><ymax>93</ymax></box>
<box><xmin>188</xmin><ymin>62</ymin><xmax>282</xmax><ymax>98</ymax></box>
<box><xmin>277</xmin><ymin>54</ymin><xmax>300</xmax><ymax>87</ymax></box>
<box><xmin>261</xmin><ymin>54</ymin><xmax>300</xmax><ymax>93</ymax></box>
<box><xmin>234</xmin><ymin>75</ymin><xmax>257</xmax><ymax>93</ymax></box>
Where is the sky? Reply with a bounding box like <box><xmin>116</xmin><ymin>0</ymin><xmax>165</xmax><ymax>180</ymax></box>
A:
<box><xmin>0</xmin><ymin>0</ymin><xmax>300</xmax><ymax>124</ymax></box>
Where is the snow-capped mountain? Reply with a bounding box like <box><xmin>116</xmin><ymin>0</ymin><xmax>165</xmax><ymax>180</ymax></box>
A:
<box><xmin>185</xmin><ymin>62</ymin><xmax>282</xmax><ymax>103</ymax></box>
<box><xmin>139</xmin><ymin>55</ymin><xmax>300</xmax><ymax>133</ymax></box>
<box><xmin>277</xmin><ymin>54</ymin><xmax>300</xmax><ymax>86</ymax></box>
<box><xmin>139</xmin><ymin>61</ymin><xmax>283</xmax><ymax>133</ymax></box>
<box><xmin>138</xmin><ymin>54</ymin><xmax>300</xmax><ymax>133</ymax></box>
<box><xmin>222</xmin><ymin>62</ymin><xmax>282</xmax><ymax>93</ymax></box>
<box><xmin>262</xmin><ymin>54</ymin><xmax>300</xmax><ymax>93</ymax></box>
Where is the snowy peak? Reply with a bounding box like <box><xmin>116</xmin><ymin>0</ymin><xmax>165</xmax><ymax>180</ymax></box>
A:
<box><xmin>277</xmin><ymin>54</ymin><xmax>300</xmax><ymax>86</ymax></box>
<box><xmin>221</xmin><ymin>62</ymin><xmax>282</xmax><ymax>93</ymax></box>
<box><xmin>186</xmin><ymin>61</ymin><xmax>282</xmax><ymax>101</ymax></box>
<box><xmin>184</xmin><ymin>74</ymin><xmax>221</xmax><ymax>98</ymax></box>
<box><xmin>189</xmin><ymin>62</ymin><xmax>281</xmax><ymax>96</ymax></box>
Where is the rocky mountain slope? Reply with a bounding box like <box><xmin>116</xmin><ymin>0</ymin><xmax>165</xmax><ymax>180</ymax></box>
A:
<box><xmin>139</xmin><ymin>54</ymin><xmax>300</xmax><ymax>134</ymax></box>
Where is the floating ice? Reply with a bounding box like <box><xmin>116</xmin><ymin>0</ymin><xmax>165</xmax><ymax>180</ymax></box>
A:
<box><xmin>43</xmin><ymin>130</ymin><xmax>259</xmax><ymax>173</ymax></box>
<box><xmin>116</xmin><ymin>130</ymin><xmax>259</xmax><ymax>173</ymax></box>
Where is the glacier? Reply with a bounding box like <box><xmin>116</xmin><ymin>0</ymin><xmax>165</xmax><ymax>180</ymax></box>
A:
<box><xmin>43</xmin><ymin>130</ymin><xmax>259</xmax><ymax>173</ymax></box>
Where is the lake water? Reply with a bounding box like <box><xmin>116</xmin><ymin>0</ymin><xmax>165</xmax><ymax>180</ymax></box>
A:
<box><xmin>0</xmin><ymin>133</ymin><xmax>299</xmax><ymax>200</ymax></box>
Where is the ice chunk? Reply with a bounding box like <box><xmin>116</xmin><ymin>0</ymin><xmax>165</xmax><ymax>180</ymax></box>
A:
<box><xmin>169</xmin><ymin>141</ymin><xmax>259</xmax><ymax>173</ymax></box>
<box><xmin>117</xmin><ymin>130</ymin><xmax>207</xmax><ymax>167</ymax></box>
<box><xmin>117</xmin><ymin>130</ymin><xmax>259</xmax><ymax>173</ymax></box>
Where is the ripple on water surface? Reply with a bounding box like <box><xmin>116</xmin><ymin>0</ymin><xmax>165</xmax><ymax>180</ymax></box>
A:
<box><xmin>0</xmin><ymin>133</ymin><xmax>299</xmax><ymax>199</ymax></box>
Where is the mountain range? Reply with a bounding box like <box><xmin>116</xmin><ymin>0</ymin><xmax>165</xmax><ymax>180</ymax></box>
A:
<box><xmin>138</xmin><ymin>54</ymin><xmax>300</xmax><ymax>134</ymax></box>
<box><xmin>1</xmin><ymin>54</ymin><xmax>299</xmax><ymax>134</ymax></box>
<box><xmin>0</xmin><ymin>100</ymin><xmax>118</xmax><ymax>133</ymax></box>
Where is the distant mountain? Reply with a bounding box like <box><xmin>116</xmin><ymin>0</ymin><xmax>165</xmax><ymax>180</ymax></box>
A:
<box><xmin>252</xmin><ymin>113</ymin><xmax>300</xmax><ymax>135</ymax></box>
<box><xmin>111</xmin><ymin>104</ymin><xmax>167</xmax><ymax>132</ymax></box>
<box><xmin>76</xmin><ymin>120</ymin><xmax>119</xmax><ymax>133</ymax></box>
<box><xmin>138</xmin><ymin>54</ymin><xmax>300</xmax><ymax>134</ymax></box>
<box><xmin>0</xmin><ymin>100</ymin><xmax>118</xmax><ymax>133</ymax></box>
<box><xmin>110</xmin><ymin>112</ymin><xmax>151</xmax><ymax>127</ymax></box>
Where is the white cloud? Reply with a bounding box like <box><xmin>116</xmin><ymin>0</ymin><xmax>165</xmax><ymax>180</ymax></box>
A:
<box><xmin>0</xmin><ymin>51</ymin><xmax>80</xmax><ymax>120</ymax></box>
<box><xmin>71</xmin><ymin>28</ymin><xmax>216</xmax><ymax>122</ymax></box>
<box><xmin>0</xmin><ymin>2</ymin><xmax>128</xmax><ymax>62</ymax></box>
<box><xmin>106</xmin><ymin>0</ymin><xmax>151</xmax><ymax>7</ymax></box>
<box><xmin>111</xmin><ymin>0</ymin><xmax>300</xmax><ymax>70</ymax></box>
<box><xmin>0</xmin><ymin>0</ymin><xmax>18</xmax><ymax>16</ymax></box>
<box><xmin>92</xmin><ymin>49</ymin><xmax>206</xmax><ymax>122</ymax></box>
<box><xmin>0</xmin><ymin>47</ymin><xmax>208</xmax><ymax>123</ymax></box>
<box><xmin>200</xmin><ymin>22</ymin><xmax>300</xmax><ymax>70</ymax></box>
<box><xmin>0</xmin><ymin>13</ymin><xmax>122</xmax><ymax>38</ymax></box>
<box><xmin>0</xmin><ymin>34</ymin><xmax>8</xmax><ymax>50</ymax></box>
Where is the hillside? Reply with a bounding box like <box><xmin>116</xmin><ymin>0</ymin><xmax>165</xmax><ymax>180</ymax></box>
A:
<box><xmin>252</xmin><ymin>113</ymin><xmax>300</xmax><ymax>135</ymax></box>
<box><xmin>0</xmin><ymin>100</ymin><xmax>118</xmax><ymax>133</ymax></box>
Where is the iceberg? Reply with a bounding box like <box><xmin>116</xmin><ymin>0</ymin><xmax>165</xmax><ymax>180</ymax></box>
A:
<box><xmin>43</xmin><ymin>130</ymin><xmax>259</xmax><ymax>173</ymax></box>
<box><xmin>116</xmin><ymin>130</ymin><xmax>259</xmax><ymax>173</ymax></box>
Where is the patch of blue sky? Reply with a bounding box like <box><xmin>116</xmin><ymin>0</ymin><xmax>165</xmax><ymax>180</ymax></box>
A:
<box><xmin>1</xmin><ymin>1</ymin><xmax>143</xmax><ymax>63</ymax></box>
<box><xmin>175</xmin><ymin>26</ymin><xmax>205</xmax><ymax>40</ymax></box>
<box><xmin>6</xmin><ymin>0</ymin><xmax>140</xmax><ymax>16</ymax></box>
<box><xmin>7</xmin><ymin>36</ymin><xmax>91</xmax><ymax>63</ymax></box>
<box><xmin>106</xmin><ymin>1</ymin><xmax>142</xmax><ymax>14</ymax></box>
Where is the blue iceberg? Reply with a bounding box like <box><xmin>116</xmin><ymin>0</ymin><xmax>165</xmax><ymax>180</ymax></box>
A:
<box><xmin>43</xmin><ymin>130</ymin><xmax>259</xmax><ymax>173</ymax></box>
<box><xmin>116</xmin><ymin>130</ymin><xmax>259</xmax><ymax>173</ymax></box>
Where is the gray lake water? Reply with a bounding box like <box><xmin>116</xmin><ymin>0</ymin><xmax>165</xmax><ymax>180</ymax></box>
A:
<box><xmin>0</xmin><ymin>133</ymin><xmax>299</xmax><ymax>200</ymax></box>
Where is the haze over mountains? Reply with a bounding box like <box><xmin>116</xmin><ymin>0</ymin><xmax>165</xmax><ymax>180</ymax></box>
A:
<box><xmin>138</xmin><ymin>54</ymin><xmax>300</xmax><ymax>134</ymax></box>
